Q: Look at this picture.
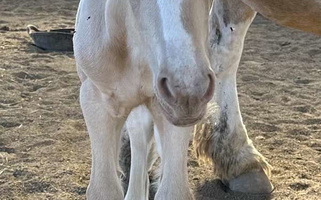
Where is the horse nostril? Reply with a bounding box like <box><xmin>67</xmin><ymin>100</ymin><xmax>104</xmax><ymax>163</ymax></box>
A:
<box><xmin>202</xmin><ymin>73</ymin><xmax>215</xmax><ymax>102</ymax></box>
<box><xmin>158</xmin><ymin>77</ymin><xmax>174</xmax><ymax>102</ymax></box>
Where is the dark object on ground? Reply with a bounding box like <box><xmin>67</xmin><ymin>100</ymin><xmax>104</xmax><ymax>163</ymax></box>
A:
<box><xmin>0</xmin><ymin>26</ymin><xmax>10</xmax><ymax>31</ymax></box>
<box><xmin>27</xmin><ymin>25</ymin><xmax>74</xmax><ymax>51</ymax></box>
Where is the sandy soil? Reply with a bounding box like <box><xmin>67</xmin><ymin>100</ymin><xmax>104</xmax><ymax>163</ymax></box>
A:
<box><xmin>0</xmin><ymin>0</ymin><xmax>320</xmax><ymax>199</ymax></box>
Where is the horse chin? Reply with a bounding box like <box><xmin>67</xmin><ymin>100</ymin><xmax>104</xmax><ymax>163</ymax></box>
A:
<box><xmin>167</xmin><ymin>116</ymin><xmax>202</xmax><ymax>127</ymax></box>
<box><xmin>158</xmin><ymin>101</ymin><xmax>205</xmax><ymax>127</ymax></box>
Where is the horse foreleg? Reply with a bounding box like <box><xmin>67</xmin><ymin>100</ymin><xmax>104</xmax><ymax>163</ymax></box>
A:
<box><xmin>194</xmin><ymin>0</ymin><xmax>273</xmax><ymax>193</ymax></box>
<box><xmin>149</xmin><ymin>102</ymin><xmax>194</xmax><ymax>200</ymax></box>
<box><xmin>80</xmin><ymin>80</ymin><xmax>125</xmax><ymax>200</ymax></box>
<box><xmin>125</xmin><ymin>105</ymin><xmax>157</xmax><ymax>200</ymax></box>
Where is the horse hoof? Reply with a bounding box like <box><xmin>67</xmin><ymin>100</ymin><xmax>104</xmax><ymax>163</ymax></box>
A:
<box><xmin>227</xmin><ymin>169</ymin><xmax>274</xmax><ymax>194</ymax></box>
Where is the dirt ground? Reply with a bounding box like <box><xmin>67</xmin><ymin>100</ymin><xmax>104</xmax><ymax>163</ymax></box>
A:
<box><xmin>0</xmin><ymin>0</ymin><xmax>320</xmax><ymax>200</ymax></box>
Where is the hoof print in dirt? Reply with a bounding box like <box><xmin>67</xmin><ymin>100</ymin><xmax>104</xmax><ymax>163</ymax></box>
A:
<box><xmin>0</xmin><ymin>25</ymin><xmax>9</xmax><ymax>31</ymax></box>
<box><xmin>24</xmin><ymin>181</ymin><xmax>56</xmax><ymax>193</ymax></box>
<box><xmin>289</xmin><ymin>182</ymin><xmax>310</xmax><ymax>191</ymax></box>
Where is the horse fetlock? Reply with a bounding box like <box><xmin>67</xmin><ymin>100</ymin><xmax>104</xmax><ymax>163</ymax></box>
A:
<box><xmin>213</xmin><ymin>138</ymin><xmax>272</xmax><ymax>182</ymax></box>
<box><xmin>194</xmin><ymin>119</ymin><xmax>272</xmax><ymax>191</ymax></box>
<box><xmin>212</xmin><ymin>140</ymin><xmax>273</xmax><ymax>194</ymax></box>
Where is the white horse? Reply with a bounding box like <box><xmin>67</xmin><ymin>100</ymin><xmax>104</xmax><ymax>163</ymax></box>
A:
<box><xmin>73</xmin><ymin>0</ymin><xmax>321</xmax><ymax>199</ymax></box>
